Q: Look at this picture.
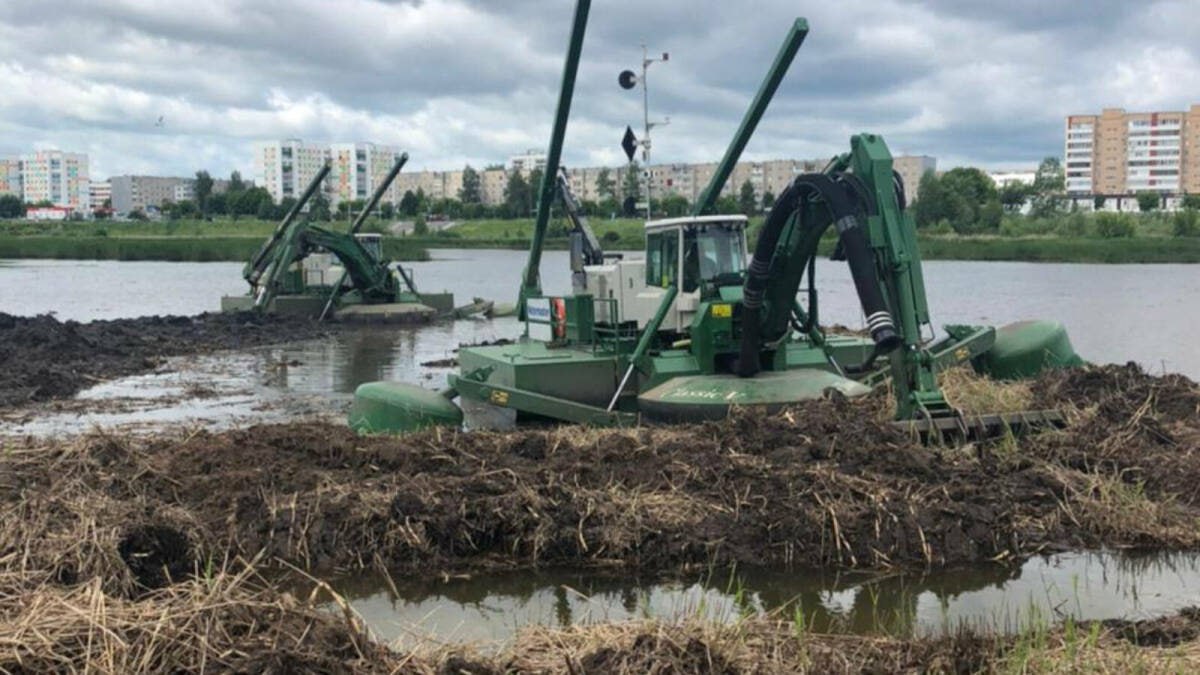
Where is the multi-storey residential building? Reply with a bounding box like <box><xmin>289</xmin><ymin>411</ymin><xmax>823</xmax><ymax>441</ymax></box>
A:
<box><xmin>254</xmin><ymin>140</ymin><xmax>330</xmax><ymax>203</ymax></box>
<box><xmin>19</xmin><ymin>151</ymin><xmax>90</xmax><ymax>213</ymax></box>
<box><xmin>0</xmin><ymin>159</ymin><xmax>22</xmax><ymax>198</ymax></box>
<box><xmin>481</xmin><ymin>168</ymin><xmax>507</xmax><ymax>205</ymax></box>
<box><xmin>328</xmin><ymin>142</ymin><xmax>405</xmax><ymax>207</ymax></box>
<box><xmin>110</xmin><ymin>175</ymin><xmax>190</xmax><ymax>214</ymax></box>
<box><xmin>1065</xmin><ymin>105</ymin><xmax>1200</xmax><ymax>201</ymax></box>
<box><xmin>893</xmin><ymin>156</ymin><xmax>937</xmax><ymax>205</ymax></box>
<box><xmin>509</xmin><ymin>151</ymin><xmax>547</xmax><ymax>176</ymax></box>
<box><xmin>89</xmin><ymin>180</ymin><xmax>112</xmax><ymax>210</ymax></box>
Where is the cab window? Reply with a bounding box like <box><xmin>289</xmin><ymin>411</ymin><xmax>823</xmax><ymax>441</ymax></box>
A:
<box><xmin>645</xmin><ymin>230</ymin><xmax>678</xmax><ymax>288</ymax></box>
<box><xmin>682</xmin><ymin>223</ymin><xmax>746</xmax><ymax>292</ymax></box>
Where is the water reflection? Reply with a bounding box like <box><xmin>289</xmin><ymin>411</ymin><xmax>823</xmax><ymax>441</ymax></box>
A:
<box><xmin>318</xmin><ymin>551</ymin><xmax>1200</xmax><ymax>647</ymax></box>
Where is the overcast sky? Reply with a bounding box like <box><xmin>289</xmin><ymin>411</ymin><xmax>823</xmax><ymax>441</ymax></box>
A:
<box><xmin>1</xmin><ymin>0</ymin><xmax>1196</xmax><ymax>180</ymax></box>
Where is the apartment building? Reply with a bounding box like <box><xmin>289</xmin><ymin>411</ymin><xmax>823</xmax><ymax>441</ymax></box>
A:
<box><xmin>1065</xmin><ymin>105</ymin><xmax>1200</xmax><ymax>199</ymax></box>
<box><xmin>0</xmin><ymin>159</ymin><xmax>22</xmax><ymax>198</ymax></box>
<box><xmin>89</xmin><ymin>180</ymin><xmax>112</xmax><ymax>209</ymax></box>
<box><xmin>110</xmin><ymin>175</ymin><xmax>190</xmax><ymax>214</ymax></box>
<box><xmin>17</xmin><ymin>151</ymin><xmax>90</xmax><ymax>213</ymax></box>
<box><xmin>509</xmin><ymin>151</ymin><xmax>547</xmax><ymax>176</ymax></box>
<box><xmin>328</xmin><ymin>142</ymin><xmax>410</xmax><ymax>207</ymax></box>
<box><xmin>254</xmin><ymin>140</ymin><xmax>330</xmax><ymax>203</ymax></box>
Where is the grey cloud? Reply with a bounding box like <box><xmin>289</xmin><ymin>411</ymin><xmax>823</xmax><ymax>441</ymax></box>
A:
<box><xmin>0</xmin><ymin>0</ymin><xmax>1195</xmax><ymax>179</ymax></box>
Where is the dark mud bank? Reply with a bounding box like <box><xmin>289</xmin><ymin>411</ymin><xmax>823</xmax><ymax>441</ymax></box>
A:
<box><xmin>0</xmin><ymin>311</ymin><xmax>346</xmax><ymax>407</ymax></box>
<box><xmin>4</xmin><ymin>364</ymin><xmax>1198</xmax><ymax>590</ymax></box>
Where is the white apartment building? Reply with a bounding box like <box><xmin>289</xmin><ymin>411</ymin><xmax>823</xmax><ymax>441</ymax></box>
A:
<box><xmin>989</xmin><ymin>170</ymin><xmax>1037</xmax><ymax>187</ymax></box>
<box><xmin>17</xmin><ymin>151</ymin><xmax>90</xmax><ymax>213</ymax></box>
<box><xmin>509</xmin><ymin>150</ymin><xmax>547</xmax><ymax>176</ymax></box>
<box><xmin>89</xmin><ymin>180</ymin><xmax>112</xmax><ymax>209</ymax></box>
<box><xmin>254</xmin><ymin>140</ymin><xmax>330</xmax><ymax>203</ymax></box>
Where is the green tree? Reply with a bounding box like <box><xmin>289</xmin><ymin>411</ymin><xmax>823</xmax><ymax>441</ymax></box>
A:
<box><xmin>1182</xmin><ymin>194</ymin><xmax>1200</xmax><ymax>210</ymax></box>
<box><xmin>168</xmin><ymin>199</ymin><xmax>197</xmax><ymax>220</ymax></box>
<box><xmin>761</xmin><ymin>190</ymin><xmax>776</xmax><ymax>210</ymax></box>
<box><xmin>659</xmin><ymin>194</ymin><xmax>690</xmax><ymax>217</ymax></box>
<box><xmin>998</xmin><ymin>182</ymin><xmax>1031</xmax><ymax>213</ymax></box>
<box><xmin>274</xmin><ymin>196</ymin><xmax>297</xmax><ymax>220</ymax></box>
<box><xmin>714</xmin><ymin>194</ymin><xmax>738</xmax><ymax>215</ymax></box>
<box><xmin>207</xmin><ymin>192</ymin><xmax>227</xmax><ymax>215</ymax></box>
<box><xmin>0</xmin><ymin>194</ymin><xmax>24</xmax><ymax>218</ymax></box>
<box><xmin>595</xmin><ymin>167</ymin><xmax>616</xmax><ymax>200</ymax></box>
<box><xmin>1135</xmin><ymin>190</ymin><xmax>1160</xmax><ymax>212</ymax></box>
<box><xmin>459</xmin><ymin>165</ymin><xmax>482</xmax><ymax>204</ymax></box>
<box><xmin>503</xmin><ymin>171</ymin><xmax>530</xmax><ymax>218</ymax></box>
<box><xmin>228</xmin><ymin>170</ymin><xmax>246</xmax><ymax>193</ymax></box>
<box><xmin>413</xmin><ymin>214</ymin><xmax>429</xmax><ymax>235</ymax></box>
<box><xmin>913</xmin><ymin>171</ymin><xmax>967</xmax><ymax>230</ymax></box>
<box><xmin>308</xmin><ymin>191</ymin><xmax>331</xmax><ymax>221</ymax></box>
<box><xmin>380</xmin><ymin>202</ymin><xmax>395</xmax><ymax>220</ymax></box>
<box><xmin>737</xmin><ymin>180</ymin><xmax>757</xmax><ymax>216</ymax></box>
<box><xmin>528</xmin><ymin>167</ymin><xmax>544</xmax><ymax>206</ymax></box>
<box><xmin>255</xmin><ymin>199</ymin><xmax>274</xmax><ymax>221</ymax></box>
<box><xmin>1029</xmin><ymin>157</ymin><xmax>1065</xmax><ymax>217</ymax></box>
<box><xmin>399</xmin><ymin>190</ymin><xmax>420</xmax><ymax>217</ymax></box>
<box><xmin>939</xmin><ymin>167</ymin><xmax>998</xmax><ymax>232</ymax></box>
<box><xmin>621</xmin><ymin>161</ymin><xmax>641</xmax><ymax>201</ymax></box>
<box><xmin>194</xmin><ymin>171</ymin><xmax>214</xmax><ymax>216</ymax></box>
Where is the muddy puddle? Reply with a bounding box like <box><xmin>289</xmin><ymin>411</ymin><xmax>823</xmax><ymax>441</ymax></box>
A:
<box><xmin>2</xmin><ymin>317</ymin><xmax>522</xmax><ymax>435</ymax></box>
<box><xmin>326</xmin><ymin>551</ymin><xmax>1200</xmax><ymax>648</ymax></box>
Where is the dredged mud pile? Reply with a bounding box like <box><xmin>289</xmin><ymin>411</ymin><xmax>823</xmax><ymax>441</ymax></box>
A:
<box><xmin>3</xmin><ymin>364</ymin><xmax>1197</xmax><ymax>589</ymax></box>
<box><xmin>0</xmin><ymin>311</ymin><xmax>345</xmax><ymax>407</ymax></box>
<box><xmin>2</xmin><ymin>363</ymin><xmax>1200</xmax><ymax>671</ymax></box>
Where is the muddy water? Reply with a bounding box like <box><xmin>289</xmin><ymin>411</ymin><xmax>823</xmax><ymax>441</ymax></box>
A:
<box><xmin>325</xmin><ymin>552</ymin><xmax>1200</xmax><ymax>648</ymax></box>
<box><xmin>2</xmin><ymin>250</ymin><xmax>1198</xmax><ymax>434</ymax></box>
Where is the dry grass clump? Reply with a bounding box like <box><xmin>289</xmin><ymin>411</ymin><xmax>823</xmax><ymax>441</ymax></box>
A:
<box><xmin>499</xmin><ymin>615</ymin><xmax>1200</xmax><ymax>674</ymax></box>
<box><xmin>0</xmin><ymin>566</ymin><xmax>405</xmax><ymax>674</ymax></box>
<box><xmin>938</xmin><ymin>366</ymin><xmax>1036</xmax><ymax>415</ymax></box>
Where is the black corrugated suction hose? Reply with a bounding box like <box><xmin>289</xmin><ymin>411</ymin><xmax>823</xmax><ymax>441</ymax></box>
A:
<box><xmin>735</xmin><ymin>172</ymin><xmax>901</xmax><ymax>378</ymax></box>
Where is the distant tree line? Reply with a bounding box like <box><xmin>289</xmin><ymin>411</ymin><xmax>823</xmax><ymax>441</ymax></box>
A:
<box><xmin>912</xmin><ymin>156</ymin><xmax>1200</xmax><ymax>238</ymax></box>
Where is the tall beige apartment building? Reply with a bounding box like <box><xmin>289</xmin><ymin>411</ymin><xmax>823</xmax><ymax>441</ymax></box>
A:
<box><xmin>1065</xmin><ymin>105</ymin><xmax>1200</xmax><ymax>197</ymax></box>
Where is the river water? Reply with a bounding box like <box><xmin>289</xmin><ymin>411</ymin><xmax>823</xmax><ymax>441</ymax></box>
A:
<box><xmin>318</xmin><ymin>551</ymin><xmax>1200</xmax><ymax>647</ymax></box>
<box><xmin>2</xmin><ymin>250</ymin><xmax>1198</xmax><ymax>379</ymax></box>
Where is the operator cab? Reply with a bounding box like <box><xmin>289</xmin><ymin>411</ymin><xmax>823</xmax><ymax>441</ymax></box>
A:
<box><xmin>645</xmin><ymin>215</ymin><xmax>748</xmax><ymax>293</ymax></box>
<box><xmin>354</xmin><ymin>232</ymin><xmax>384</xmax><ymax>261</ymax></box>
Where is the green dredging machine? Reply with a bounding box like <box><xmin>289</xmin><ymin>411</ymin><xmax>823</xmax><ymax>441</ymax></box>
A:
<box><xmin>350</xmin><ymin>6</ymin><xmax>1082</xmax><ymax>440</ymax></box>
<box><xmin>222</xmin><ymin>153</ymin><xmax>465</xmax><ymax>323</ymax></box>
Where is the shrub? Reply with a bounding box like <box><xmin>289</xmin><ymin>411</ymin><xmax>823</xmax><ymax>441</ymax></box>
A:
<box><xmin>1056</xmin><ymin>212</ymin><xmax>1089</xmax><ymax>237</ymax></box>
<box><xmin>1095</xmin><ymin>212</ymin><xmax>1135</xmax><ymax>239</ymax></box>
<box><xmin>1174</xmin><ymin>209</ymin><xmax>1200</xmax><ymax>237</ymax></box>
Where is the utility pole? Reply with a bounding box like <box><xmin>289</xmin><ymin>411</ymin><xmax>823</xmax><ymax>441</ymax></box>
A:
<box><xmin>620</xmin><ymin>46</ymin><xmax>669</xmax><ymax>220</ymax></box>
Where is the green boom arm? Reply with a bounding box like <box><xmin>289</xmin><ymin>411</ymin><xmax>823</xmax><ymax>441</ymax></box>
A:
<box><xmin>299</xmin><ymin>226</ymin><xmax>400</xmax><ymax>303</ymax></box>
<box><xmin>518</xmin><ymin>0</ymin><xmax>591</xmax><ymax>318</ymax></box>
<box><xmin>743</xmin><ymin>134</ymin><xmax>946</xmax><ymax>420</ymax></box>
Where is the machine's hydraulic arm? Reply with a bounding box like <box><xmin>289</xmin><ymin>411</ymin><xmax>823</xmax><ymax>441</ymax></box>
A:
<box><xmin>558</xmin><ymin>167</ymin><xmax>603</xmax><ymax>267</ymax></box>
<box><xmin>318</xmin><ymin>152</ymin><xmax>411</xmax><ymax>320</ymax></box>
<box><xmin>245</xmin><ymin>162</ymin><xmax>331</xmax><ymax>291</ymax></box>
<box><xmin>737</xmin><ymin>133</ymin><xmax>949</xmax><ymax>421</ymax></box>
<box><xmin>302</xmin><ymin>226</ymin><xmax>399</xmax><ymax>302</ymax></box>
<box><xmin>518</xmin><ymin>0</ymin><xmax>590</xmax><ymax>318</ymax></box>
